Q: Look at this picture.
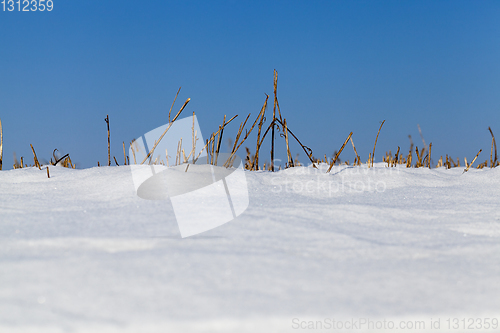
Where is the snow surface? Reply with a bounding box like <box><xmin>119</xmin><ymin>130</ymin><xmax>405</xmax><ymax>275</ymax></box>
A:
<box><xmin>1</xmin><ymin>163</ymin><xmax>500</xmax><ymax>332</ymax></box>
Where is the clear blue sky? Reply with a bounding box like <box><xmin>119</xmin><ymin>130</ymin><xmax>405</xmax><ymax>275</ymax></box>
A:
<box><xmin>1</xmin><ymin>0</ymin><xmax>499</xmax><ymax>169</ymax></box>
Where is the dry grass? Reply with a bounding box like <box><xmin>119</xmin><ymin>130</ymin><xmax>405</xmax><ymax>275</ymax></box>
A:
<box><xmin>4</xmin><ymin>72</ymin><xmax>498</xmax><ymax>174</ymax></box>
<box><xmin>370</xmin><ymin>120</ymin><xmax>385</xmax><ymax>168</ymax></box>
<box><xmin>327</xmin><ymin>132</ymin><xmax>352</xmax><ymax>173</ymax></box>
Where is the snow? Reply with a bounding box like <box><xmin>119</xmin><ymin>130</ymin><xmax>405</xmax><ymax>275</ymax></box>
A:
<box><xmin>1</xmin><ymin>164</ymin><xmax>500</xmax><ymax>332</ymax></box>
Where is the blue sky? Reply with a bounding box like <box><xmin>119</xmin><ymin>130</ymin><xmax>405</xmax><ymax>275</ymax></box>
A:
<box><xmin>1</xmin><ymin>1</ymin><xmax>499</xmax><ymax>169</ymax></box>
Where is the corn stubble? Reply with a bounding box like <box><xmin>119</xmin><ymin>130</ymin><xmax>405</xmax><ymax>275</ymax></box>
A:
<box><xmin>4</xmin><ymin>72</ymin><xmax>498</xmax><ymax>175</ymax></box>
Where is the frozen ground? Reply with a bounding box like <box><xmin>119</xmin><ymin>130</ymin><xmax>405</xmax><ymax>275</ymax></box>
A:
<box><xmin>1</xmin><ymin>163</ymin><xmax>499</xmax><ymax>332</ymax></box>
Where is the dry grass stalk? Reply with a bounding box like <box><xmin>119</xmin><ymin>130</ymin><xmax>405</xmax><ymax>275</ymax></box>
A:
<box><xmin>350</xmin><ymin>136</ymin><xmax>361</xmax><ymax>166</ymax></box>
<box><xmin>229</xmin><ymin>114</ymin><xmax>250</xmax><ymax>157</ymax></box>
<box><xmin>244</xmin><ymin>147</ymin><xmax>256</xmax><ymax>170</ymax></box>
<box><xmin>105</xmin><ymin>115</ymin><xmax>110</xmax><ymax>166</ymax></box>
<box><xmin>437</xmin><ymin>156</ymin><xmax>443</xmax><ymax>168</ymax></box>
<box><xmin>176</xmin><ymin>138</ymin><xmax>183</xmax><ymax>166</ymax></box>
<box><xmin>169</xmin><ymin>87</ymin><xmax>181</xmax><ymax>123</ymax></box>
<box><xmin>371</xmin><ymin>120</ymin><xmax>386</xmax><ymax>167</ymax></box>
<box><xmin>476</xmin><ymin>160</ymin><xmax>488</xmax><ymax>169</ymax></box>
<box><xmin>283</xmin><ymin>119</ymin><xmax>293</xmax><ymax>167</ymax></box>
<box><xmin>46</xmin><ymin>166</ymin><xmax>50</xmax><ymax>178</ymax></box>
<box><xmin>182</xmin><ymin>149</ymin><xmax>187</xmax><ymax>164</ymax></box>
<box><xmin>273</xmin><ymin>118</ymin><xmax>317</xmax><ymax>168</ymax></box>
<box><xmin>141</xmin><ymin>98</ymin><xmax>190</xmax><ymax>164</ymax></box>
<box><xmin>327</xmin><ymin>132</ymin><xmax>353</xmax><ymax>173</ymax></box>
<box><xmin>489</xmin><ymin>127</ymin><xmax>497</xmax><ymax>167</ymax></box>
<box><xmin>224</xmin><ymin>97</ymin><xmax>268</xmax><ymax>167</ymax></box>
<box><xmin>464</xmin><ymin>149</ymin><xmax>482</xmax><ymax>173</ymax></box>
<box><xmin>393</xmin><ymin>146</ymin><xmax>400</xmax><ymax>167</ymax></box>
<box><xmin>0</xmin><ymin>118</ymin><xmax>2</xmax><ymax>170</ymax></box>
<box><xmin>130</xmin><ymin>140</ymin><xmax>137</xmax><ymax>164</ymax></box>
<box><xmin>384</xmin><ymin>151</ymin><xmax>390</xmax><ymax>167</ymax></box>
<box><xmin>123</xmin><ymin>142</ymin><xmax>127</xmax><ymax>165</ymax></box>
<box><xmin>294</xmin><ymin>154</ymin><xmax>301</xmax><ymax>166</ymax></box>
<box><xmin>428</xmin><ymin>143</ymin><xmax>432</xmax><ymax>168</ymax></box>
<box><xmin>191</xmin><ymin>112</ymin><xmax>197</xmax><ymax>163</ymax></box>
<box><xmin>51</xmin><ymin>150</ymin><xmax>74</xmax><ymax>168</ymax></box>
<box><xmin>415</xmin><ymin>146</ymin><xmax>425</xmax><ymax>168</ymax></box>
<box><xmin>113</xmin><ymin>156</ymin><xmax>119</xmax><ymax>166</ymax></box>
<box><xmin>214</xmin><ymin>115</ymin><xmax>226</xmax><ymax>165</ymax></box>
<box><xmin>193</xmin><ymin>115</ymin><xmax>238</xmax><ymax>165</ymax></box>
<box><xmin>211</xmin><ymin>133</ymin><xmax>216</xmax><ymax>164</ymax></box>
<box><xmin>271</xmin><ymin>70</ymin><xmax>278</xmax><ymax>172</ymax></box>
<box><xmin>20</xmin><ymin>156</ymin><xmax>24</xmax><ymax>168</ymax></box>
<box><xmin>30</xmin><ymin>144</ymin><xmax>41</xmax><ymax>170</ymax></box>
<box><xmin>254</xmin><ymin>97</ymin><xmax>268</xmax><ymax>170</ymax></box>
<box><xmin>406</xmin><ymin>147</ymin><xmax>412</xmax><ymax>168</ymax></box>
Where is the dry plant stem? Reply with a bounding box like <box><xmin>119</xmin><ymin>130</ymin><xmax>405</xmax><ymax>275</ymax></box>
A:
<box><xmin>271</xmin><ymin>70</ymin><xmax>278</xmax><ymax>172</ymax></box>
<box><xmin>216</xmin><ymin>115</ymin><xmax>226</xmax><ymax>156</ymax></box>
<box><xmin>406</xmin><ymin>148</ymin><xmax>412</xmax><ymax>168</ymax></box>
<box><xmin>193</xmin><ymin>115</ymin><xmax>238</xmax><ymax>165</ymax></box>
<box><xmin>350</xmin><ymin>137</ymin><xmax>360</xmax><ymax>166</ymax></box>
<box><xmin>54</xmin><ymin>153</ymin><xmax>69</xmax><ymax>166</ymax></box>
<box><xmin>169</xmin><ymin>87</ymin><xmax>181</xmax><ymax>123</ymax></box>
<box><xmin>327</xmin><ymin>132</ymin><xmax>353</xmax><ymax>173</ymax></box>
<box><xmin>464</xmin><ymin>149</ymin><xmax>482</xmax><ymax>173</ymax></box>
<box><xmin>206</xmin><ymin>139</ymin><xmax>210</xmax><ymax>164</ymax></box>
<box><xmin>0</xmin><ymin>118</ymin><xmax>2</xmax><ymax>170</ymax></box>
<box><xmin>130</xmin><ymin>141</ymin><xmax>137</xmax><ymax>164</ymax></box>
<box><xmin>254</xmin><ymin>100</ymin><xmax>267</xmax><ymax>170</ymax></box>
<box><xmin>46</xmin><ymin>166</ymin><xmax>50</xmax><ymax>178</ymax></box>
<box><xmin>176</xmin><ymin>139</ymin><xmax>182</xmax><ymax>166</ymax></box>
<box><xmin>273</xmin><ymin>118</ymin><xmax>317</xmax><ymax>168</ymax></box>
<box><xmin>371</xmin><ymin>120</ymin><xmax>386</xmax><ymax>167</ymax></box>
<box><xmin>223</xmin><ymin>98</ymin><xmax>268</xmax><ymax>167</ymax></box>
<box><xmin>191</xmin><ymin>112</ymin><xmax>196</xmax><ymax>163</ymax></box>
<box><xmin>105</xmin><ymin>115</ymin><xmax>110</xmax><ymax>166</ymax></box>
<box><xmin>141</xmin><ymin>98</ymin><xmax>190</xmax><ymax>164</ymax></box>
<box><xmin>214</xmin><ymin>115</ymin><xmax>226</xmax><ymax>165</ymax></box>
<box><xmin>428</xmin><ymin>143</ymin><xmax>432</xmax><ymax>168</ymax></box>
<box><xmin>229</xmin><ymin>114</ymin><xmax>250</xmax><ymax>156</ymax></box>
<box><xmin>122</xmin><ymin>142</ymin><xmax>127</xmax><ymax>165</ymax></box>
<box><xmin>283</xmin><ymin>119</ymin><xmax>293</xmax><ymax>167</ymax></box>
<box><xmin>489</xmin><ymin>127</ymin><xmax>497</xmax><ymax>167</ymax></box>
<box><xmin>30</xmin><ymin>144</ymin><xmax>41</xmax><ymax>170</ymax></box>
<box><xmin>113</xmin><ymin>156</ymin><xmax>119</xmax><ymax>166</ymax></box>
